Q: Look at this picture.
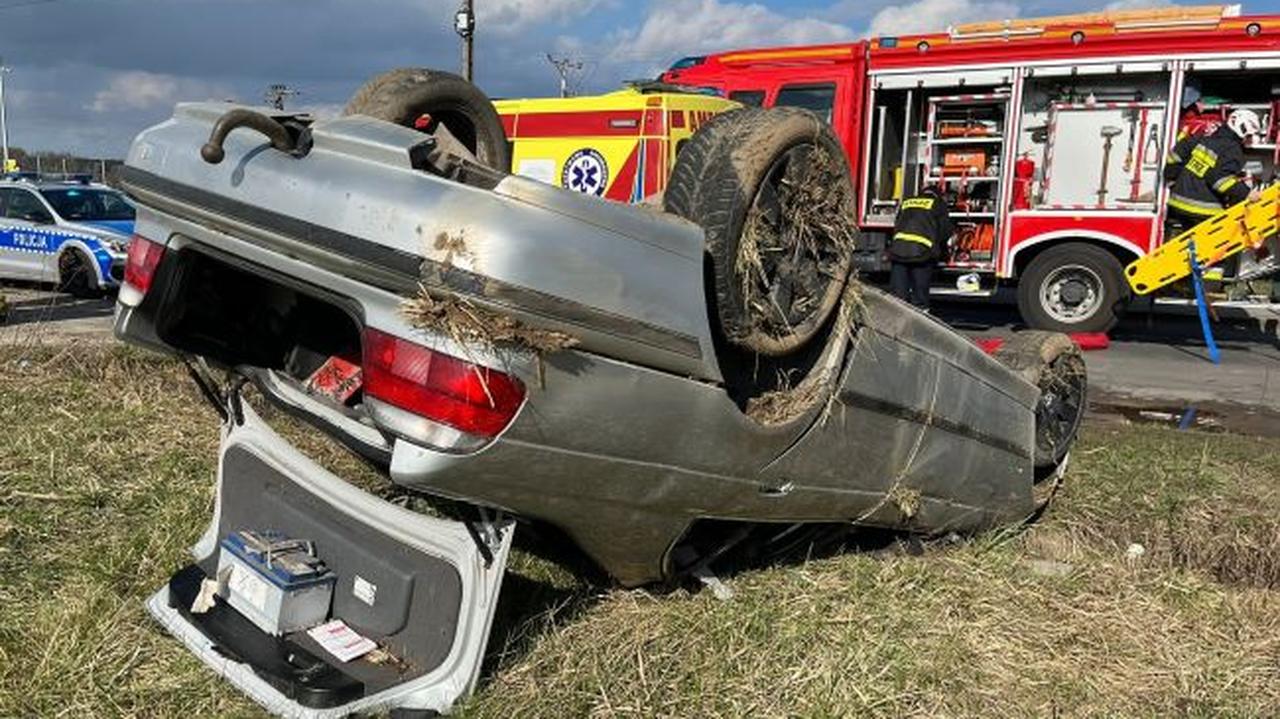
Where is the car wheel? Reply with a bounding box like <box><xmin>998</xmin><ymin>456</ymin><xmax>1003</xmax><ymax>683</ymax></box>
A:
<box><xmin>664</xmin><ymin>107</ymin><xmax>856</xmax><ymax>357</ymax></box>
<box><xmin>1016</xmin><ymin>242</ymin><xmax>1128</xmax><ymax>333</ymax></box>
<box><xmin>57</xmin><ymin>249</ymin><xmax>100</xmax><ymax>299</ymax></box>
<box><xmin>344</xmin><ymin>67</ymin><xmax>510</xmax><ymax>172</ymax></box>
<box><xmin>993</xmin><ymin>331</ymin><xmax>1087</xmax><ymax>472</ymax></box>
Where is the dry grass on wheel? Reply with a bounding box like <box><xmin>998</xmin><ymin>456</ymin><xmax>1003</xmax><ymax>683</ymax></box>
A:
<box><xmin>744</xmin><ymin>281</ymin><xmax>866</xmax><ymax>426</ymax></box>
<box><xmin>736</xmin><ymin>143</ymin><xmax>858</xmax><ymax>339</ymax></box>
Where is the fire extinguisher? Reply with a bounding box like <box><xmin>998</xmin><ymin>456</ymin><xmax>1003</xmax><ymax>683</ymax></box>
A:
<box><xmin>1013</xmin><ymin>153</ymin><xmax>1035</xmax><ymax>210</ymax></box>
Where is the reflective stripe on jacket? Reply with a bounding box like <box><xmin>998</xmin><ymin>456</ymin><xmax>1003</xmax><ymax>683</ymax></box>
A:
<box><xmin>1164</xmin><ymin>125</ymin><xmax>1250</xmax><ymax>217</ymax></box>
<box><xmin>890</xmin><ymin>193</ymin><xmax>953</xmax><ymax>263</ymax></box>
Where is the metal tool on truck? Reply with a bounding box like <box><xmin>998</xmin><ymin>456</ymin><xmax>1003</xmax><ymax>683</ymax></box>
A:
<box><xmin>663</xmin><ymin>4</ymin><xmax>1280</xmax><ymax>333</ymax></box>
<box><xmin>115</xmin><ymin>67</ymin><xmax>1085</xmax><ymax>716</ymax></box>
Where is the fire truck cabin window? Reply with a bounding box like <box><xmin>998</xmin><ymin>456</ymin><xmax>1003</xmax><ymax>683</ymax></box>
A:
<box><xmin>775</xmin><ymin>84</ymin><xmax>837</xmax><ymax>122</ymax></box>
<box><xmin>729</xmin><ymin>90</ymin><xmax>766</xmax><ymax>107</ymax></box>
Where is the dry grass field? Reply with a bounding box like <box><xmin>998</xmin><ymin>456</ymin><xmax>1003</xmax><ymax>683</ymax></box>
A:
<box><xmin>2</xmin><ymin>347</ymin><xmax>1278</xmax><ymax>717</ymax></box>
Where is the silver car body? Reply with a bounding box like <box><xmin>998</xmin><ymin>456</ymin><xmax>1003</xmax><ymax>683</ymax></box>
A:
<box><xmin>115</xmin><ymin>103</ymin><xmax>1046</xmax><ymax>715</ymax></box>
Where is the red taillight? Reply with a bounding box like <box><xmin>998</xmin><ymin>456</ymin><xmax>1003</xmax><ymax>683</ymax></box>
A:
<box><xmin>123</xmin><ymin>234</ymin><xmax>166</xmax><ymax>294</ymax></box>
<box><xmin>363</xmin><ymin>328</ymin><xmax>526</xmax><ymax>439</ymax></box>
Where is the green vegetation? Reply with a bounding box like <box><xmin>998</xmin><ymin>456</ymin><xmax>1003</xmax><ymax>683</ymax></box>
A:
<box><xmin>1</xmin><ymin>347</ymin><xmax>1278</xmax><ymax>717</ymax></box>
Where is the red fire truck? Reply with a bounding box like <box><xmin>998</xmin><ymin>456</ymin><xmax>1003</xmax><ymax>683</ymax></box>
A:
<box><xmin>663</xmin><ymin>5</ymin><xmax>1280</xmax><ymax>332</ymax></box>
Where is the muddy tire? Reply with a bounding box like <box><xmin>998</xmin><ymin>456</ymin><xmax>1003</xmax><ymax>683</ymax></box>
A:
<box><xmin>664</xmin><ymin>107</ymin><xmax>855</xmax><ymax>356</ymax></box>
<box><xmin>663</xmin><ymin>109</ymin><xmax>758</xmax><ymax>222</ymax></box>
<box><xmin>57</xmin><ymin>248</ymin><xmax>99</xmax><ymax>299</ymax></box>
<box><xmin>344</xmin><ymin>67</ymin><xmax>510</xmax><ymax>172</ymax></box>
<box><xmin>993</xmin><ymin>331</ymin><xmax>1087</xmax><ymax>471</ymax></box>
<box><xmin>1017</xmin><ymin>243</ymin><xmax>1128</xmax><ymax>333</ymax></box>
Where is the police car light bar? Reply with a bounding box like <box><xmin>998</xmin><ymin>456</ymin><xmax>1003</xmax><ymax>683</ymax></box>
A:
<box><xmin>2</xmin><ymin>172</ymin><xmax>94</xmax><ymax>184</ymax></box>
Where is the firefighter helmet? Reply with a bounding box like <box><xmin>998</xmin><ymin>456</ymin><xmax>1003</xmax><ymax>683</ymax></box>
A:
<box><xmin>1227</xmin><ymin>108</ymin><xmax>1262</xmax><ymax>141</ymax></box>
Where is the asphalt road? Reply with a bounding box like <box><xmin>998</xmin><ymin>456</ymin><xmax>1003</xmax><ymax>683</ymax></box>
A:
<box><xmin>0</xmin><ymin>284</ymin><xmax>118</xmax><ymax>348</ymax></box>
<box><xmin>5</xmin><ymin>281</ymin><xmax>1280</xmax><ymax>427</ymax></box>
<box><xmin>936</xmin><ymin>297</ymin><xmax>1280</xmax><ymax>432</ymax></box>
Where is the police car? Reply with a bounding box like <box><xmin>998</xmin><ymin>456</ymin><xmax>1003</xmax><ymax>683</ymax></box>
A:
<box><xmin>0</xmin><ymin>174</ymin><xmax>134</xmax><ymax>296</ymax></box>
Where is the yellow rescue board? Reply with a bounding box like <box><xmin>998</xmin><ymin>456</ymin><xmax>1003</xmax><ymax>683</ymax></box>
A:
<box><xmin>1124</xmin><ymin>184</ymin><xmax>1280</xmax><ymax>295</ymax></box>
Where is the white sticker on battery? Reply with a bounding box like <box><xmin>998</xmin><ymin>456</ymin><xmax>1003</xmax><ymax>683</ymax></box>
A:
<box><xmin>353</xmin><ymin>575</ymin><xmax>377</xmax><ymax>606</ymax></box>
<box><xmin>228</xmin><ymin>564</ymin><xmax>269</xmax><ymax>612</ymax></box>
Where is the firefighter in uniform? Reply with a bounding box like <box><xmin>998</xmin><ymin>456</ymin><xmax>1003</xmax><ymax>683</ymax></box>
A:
<box><xmin>1164</xmin><ymin>108</ymin><xmax>1262</xmax><ymax>236</ymax></box>
<box><xmin>889</xmin><ymin>186</ymin><xmax>954</xmax><ymax>311</ymax></box>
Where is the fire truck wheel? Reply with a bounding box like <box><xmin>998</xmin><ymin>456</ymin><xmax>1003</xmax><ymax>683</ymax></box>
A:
<box><xmin>1017</xmin><ymin>243</ymin><xmax>1128</xmax><ymax>334</ymax></box>
<box><xmin>344</xmin><ymin>67</ymin><xmax>511</xmax><ymax>172</ymax></box>
<box><xmin>664</xmin><ymin>107</ymin><xmax>855</xmax><ymax>357</ymax></box>
<box><xmin>992</xmin><ymin>330</ymin><xmax>1087</xmax><ymax>473</ymax></box>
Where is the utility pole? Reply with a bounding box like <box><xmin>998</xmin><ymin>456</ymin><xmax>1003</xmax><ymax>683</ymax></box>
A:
<box><xmin>546</xmin><ymin>54</ymin><xmax>583</xmax><ymax>98</ymax></box>
<box><xmin>264</xmin><ymin>83</ymin><xmax>300</xmax><ymax>111</ymax></box>
<box><xmin>0</xmin><ymin>59</ymin><xmax>11</xmax><ymax>172</ymax></box>
<box><xmin>454</xmin><ymin>0</ymin><xmax>475</xmax><ymax>82</ymax></box>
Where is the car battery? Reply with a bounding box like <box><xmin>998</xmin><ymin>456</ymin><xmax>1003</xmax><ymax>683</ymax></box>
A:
<box><xmin>216</xmin><ymin>530</ymin><xmax>336</xmax><ymax>636</ymax></box>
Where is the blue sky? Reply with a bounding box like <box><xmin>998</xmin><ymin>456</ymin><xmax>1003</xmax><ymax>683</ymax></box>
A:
<box><xmin>0</xmin><ymin>0</ymin><xmax>1277</xmax><ymax>157</ymax></box>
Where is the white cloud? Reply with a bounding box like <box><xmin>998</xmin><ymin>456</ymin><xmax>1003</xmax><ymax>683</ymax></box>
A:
<box><xmin>866</xmin><ymin>0</ymin><xmax>1020</xmax><ymax>36</ymax></box>
<box><xmin>609</xmin><ymin>0</ymin><xmax>854</xmax><ymax>70</ymax></box>
<box><xmin>88</xmin><ymin>71</ymin><xmax>230</xmax><ymax>113</ymax></box>
<box><xmin>89</xmin><ymin>71</ymin><xmax>175</xmax><ymax>112</ymax></box>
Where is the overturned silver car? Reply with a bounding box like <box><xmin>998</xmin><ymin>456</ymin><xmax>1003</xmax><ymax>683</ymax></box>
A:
<box><xmin>115</xmin><ymin>70</ymin><xmax>1085</xmax><ymax>716</ymax></box>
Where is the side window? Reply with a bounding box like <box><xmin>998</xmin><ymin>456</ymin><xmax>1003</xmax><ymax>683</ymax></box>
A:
<box><xmin>6</xmin><ymin>190</ymin><xmax>52</xmax><ymax>223</ymax></box>
<box><xmin>775</xmin><ymin>83</ymin><xmax>837</xmax><ymax>123</ymax></box>
<box><xmin>729</xmin><ymin>90</ymin><xmax>766</xmax><ymax>107</ymax></box>
<box><xmin>101</xmin><ymin>193</ymin><xmax>135</xmax><ymax>219</ymax></box>
<box><xmin>0</xmin><ymin>189</ymin><xmax>12</xmax><ymax>219</ymax></box>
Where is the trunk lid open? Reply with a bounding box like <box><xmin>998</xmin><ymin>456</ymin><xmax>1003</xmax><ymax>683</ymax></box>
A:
<box><xmin>146</xmin><ymin>402</ymin><xmax>513</xmax><ymax>717</ymax></box>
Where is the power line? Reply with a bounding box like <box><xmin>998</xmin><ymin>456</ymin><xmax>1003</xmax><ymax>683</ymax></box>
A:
<box><xmin>576</xmin><ymin>59</ymin><xmax>600</xmax><ymax>96</ymax></box>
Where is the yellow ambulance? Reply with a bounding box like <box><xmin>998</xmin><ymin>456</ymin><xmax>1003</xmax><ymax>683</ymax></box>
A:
<box><xmin>495</xmin><ymin>84</ymin><xmax>739</xmax><ymax>202</ymax></box>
